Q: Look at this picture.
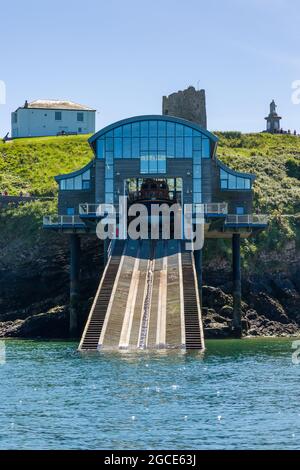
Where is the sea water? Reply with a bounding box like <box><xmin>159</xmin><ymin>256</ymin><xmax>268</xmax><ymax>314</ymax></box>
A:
<box><xmin>0</xmin><ymin>338</ymin><xmax>299</xmax><ymax>450</ymax></box>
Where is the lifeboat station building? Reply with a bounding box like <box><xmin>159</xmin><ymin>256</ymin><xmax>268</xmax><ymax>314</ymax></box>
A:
<box><xmin>44</xmin><ymin>114</ymin><xmax>267</xmax><ymax>350</ymax></box>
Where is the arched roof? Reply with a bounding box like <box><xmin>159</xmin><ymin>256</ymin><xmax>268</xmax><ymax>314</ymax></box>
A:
<box><xmin>88</xmin><ymin>114</ymin><xmax>218</xmax><ymax>155</ymax></box>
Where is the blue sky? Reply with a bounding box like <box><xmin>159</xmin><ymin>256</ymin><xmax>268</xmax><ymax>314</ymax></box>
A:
<box><xmin>0</xmin><ymin>0</ymin><xmax>300</xmax><ymax>135</ymax></box>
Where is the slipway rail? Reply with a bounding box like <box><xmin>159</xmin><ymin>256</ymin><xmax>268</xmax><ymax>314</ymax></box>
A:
<box><xmin>78</xmin><ymin>239</ymin><xmax>204</xmax><ymax>352</ymax></box>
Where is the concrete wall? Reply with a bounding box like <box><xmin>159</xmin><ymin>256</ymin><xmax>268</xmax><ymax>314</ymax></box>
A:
<box><xmin>11</xmin><ymin>108</ymin><xmax>95</xmax><ymax>138</ymax></box>
<box><xmin>162</xmin><ymin>86</ymin><xmax>207</xmax><ymax>129</ymax></box>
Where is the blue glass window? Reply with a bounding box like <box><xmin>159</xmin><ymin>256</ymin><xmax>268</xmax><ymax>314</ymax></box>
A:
<box><xmin>236</xmin><ymin>207</ymin><xmax>244</xmax><ymax>215</ymax></box>
<box><xmin>141</xmin><ymin>121</ymin><xmax>149</xmax><ymax>137</ymax></box>
<box><xmin>132</xmin><ymin>122</ymin><xmax>140</xmax><ymax>137</ymax></box>
<box><xmin>184</xmin><ymin>126</ymin><xmax>193</xmax><ymax>137</ymax></box>
<box><xmin>167</xmin><ymin>122</ymin><xmax>175</xmax><ymax>136</ymax></box>
<box><xmin>184</xmin><ymin>137</ymin><xmax>193</xmax><ymax>158</ymax></box>
<box><xmin>97</xmin><ymin>139</ymin><xmax>105</xmax><ymax>158</ymax></box>
<box><xmin>228</xmin><ymin>174</ymin><xmax>236</xmax><ymax>189</ymax></box>
<box><xmin>105</xmin><ymin>179</ymin><xmax>113</xmax><ymax>192</ymax></box>
<box><xmin>176</xmin><ymin>124</ymin><xmax>184</xmax><ymax>136</ymax></box>
<box><xmin>158</xmin><ymin>137</ymin><xmax>166</xmax><ymax>151</ymax></box>
<box><xmin>193</xmin><ymin>164</ymin><xmax>201</xmax><ymax>178</ymax></box>
<box><xmin>67</xmin><ymin>207</ymin><xmax>75</xmax><ymax>215</ymax></box>
<box><xmin>237</xmin><ymin>177</ymin><xmax>245</xmax><ymax>189</ymax></box>
<box><xmin>158</xmin><ymin>121</ymin><xmax>166</xmax><ymax>136</ymax></box>
<box><xmin>114</xmin><ymin>126</ymin><xmax>122</xmax><ymax>137</ymax></box>
<box><xmin>149</xmin><ymin>137</ymin><xmax>157</xmax><ymax>151</ymax></box>
<box><xmin>106</xmin><ymin>152</ymin><xmax>113</xmax><ymax>164</ymax></box>
<box><xmin>141</xmin><ymin>137</ymin><xmax>149</xmax><ymax>151</ymax></box>
<box><xmin>202</xmin><ymin>138</ymin><xmax>210</xmax><ymax>158</ymax></box>
<box><xmin>167</xmin><ymin>137</ymin><xmax>175</xmax><ymax>157</ymax></box>
<box><xmin>193</xmin><ymin>137</ymin><xmax>202</xmax><ymax>151</ymax></box>
<box><xmin>141</xmin><ymin>153</ymin><xmax>148</xmax><ymax>173</ymax></box>
<box><xmin>105</xmin><ymin>163</ymin><xmax>113</xmax><ymax>179</ymax></box>
<box><xmin>66</xmin><ymin>178</ymin><xmax>73</xmax><ymax>190</ymax></box>
<box><xmin>149</xmin><ymin>153</ymin><xmax>158</xmax><ymax>173</ymax></box>
<box><xmin>95</xmin><ymin>120</ymin><xmax>214</xmax><ymax>170</ymax></box>
<box><xmin>105</xmin><ymin>193</ymin><xmax>114</xmax><ymax>204</ymax></box>
<box><xmin>132</xmin><ymin>138</ymin><xmax>140</xmax><ymax>158</ymax></box>
<box><xmin>194</xmin><ymin>193</ymin><xmax>202</xmax><ymax>203</ymax></box>
<box><xmin>82</xmin><ymin>180</ymin><xmax>90</xmax><ymax>190</ymax></box>
<box><xmin>193</xmin><ymin>179</ymin><xmax>201</xmax><ymax>193</ymax></box>
<box><xmin>175</xmin><ymin>137</ymin><xmax>184</xmax><ymax>157</ymax></box>
<box><xmin>123</xmin><ymin>124</ymin><xmax>131</xmax><ymax>137</ymax></box>
<box><xmin>158</xmin><ymin>152</ymin><xmax>166</xmax><ymax>173</ymax></box>
<box><xmin>106</xmin><ymin>137</ymin><xmax>114</xmax><ymax>152</ymax></box>
<box><xmin>193</xmin><ymin>150</ymin><xmax>201</xmax><ymax>162</ymax></box>
<box><xmin>74</xmin><ymin>175</ymin><xmax>82</xmax><ymax>189</ymax></box>
<box><xmin>123</xmin><ymin>138</ymin><xmax>131</xmax><ymax>158</ymax></box>
<box><xmin>114</xmin><ymin>137</ymin><xmax>122</xmax><ymax>158</ymax></box>
<box><xmin>149</xmin><ymin>121</ymin><xmax>157</xmax><ymax>137</ymax></box>
<box><xmin>220</xmin><ymin>167</ymin><xmax>251</xmax><ymax>190</ymax></box>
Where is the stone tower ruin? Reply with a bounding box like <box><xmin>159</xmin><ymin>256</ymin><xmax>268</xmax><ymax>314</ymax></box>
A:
<box><xmin>162</xmin><ymin>86</ymin><xmax>207</xmax><ymax>129</ymax></box>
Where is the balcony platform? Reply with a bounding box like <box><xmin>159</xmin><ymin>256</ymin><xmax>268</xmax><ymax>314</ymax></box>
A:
<box><xmin>224</xmin><ymin>214</ymin><xmax>268</xmax><ymax>228</ymax></box>
<box><xmin>43</xmin><ymin>215</ymin><xmax>91</xmax><ymax>233</ymax></box>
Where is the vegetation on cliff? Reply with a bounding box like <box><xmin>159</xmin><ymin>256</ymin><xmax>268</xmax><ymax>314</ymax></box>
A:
<box><xmin>0</xmin><ymin>132</ymin><xmax>300</xmax><ymax>272</ymax></box>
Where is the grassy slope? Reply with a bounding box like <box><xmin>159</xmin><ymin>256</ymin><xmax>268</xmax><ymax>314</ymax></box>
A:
<box><xmin>0</xmin><ymin>132</ymin><xmax>300</xmax><ymax>271</ymax></box>
<box><xmin>0</xmin><ymin>135</ymin><xmax>93</xmax><ymax>196</ymax></box>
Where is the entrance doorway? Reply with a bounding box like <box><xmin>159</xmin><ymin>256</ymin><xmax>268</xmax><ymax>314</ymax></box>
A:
<box><xmin>124</xmin><ymin>178</ymin><xmax>182</xmax><ymax>207</ymax></box>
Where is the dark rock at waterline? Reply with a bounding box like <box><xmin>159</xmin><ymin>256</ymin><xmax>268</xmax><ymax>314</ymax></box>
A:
<box><xmin>0</xmin><ymin>230</ymin><xmax>300</xmax><ymax>339</ymax></box>
<box><xmin>202</xmin><ymin>286</ymin><xmax>232</xmax><ymax>309</ymax></box>
<box><xmin>0</xmin><ymin>306</ymin><xmax>69</xmax><ymax>339</ymax></box>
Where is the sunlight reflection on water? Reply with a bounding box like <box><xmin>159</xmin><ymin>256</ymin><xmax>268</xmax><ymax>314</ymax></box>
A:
<box><xmin>0</xmin><ymin>338</ymin><xmax>299</xmax><ymax>450</ymax></box>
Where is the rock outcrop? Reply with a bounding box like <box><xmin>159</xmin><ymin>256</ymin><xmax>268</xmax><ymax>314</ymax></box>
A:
<box><xmin>0</xmin><ymin>234</ymin><xmax>300</xmax><ymax>340</ymax></box>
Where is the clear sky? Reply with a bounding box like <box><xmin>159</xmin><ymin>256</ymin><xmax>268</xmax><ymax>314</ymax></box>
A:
<box><xmin>0</xmin><ymin>0</ymin><xmax>300</xmax><ymax>135</ymax></box>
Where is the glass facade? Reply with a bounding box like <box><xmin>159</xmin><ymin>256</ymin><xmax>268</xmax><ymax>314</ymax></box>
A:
<box><xmin>95</xmin><ymin>119</ymin><xmax>213</xmax><ymax>204</ymax></box>
<box><xmin>60</xmin><ymin>169</ymin><xmax>91</xmax><ymax>190</ymax></box>
<box><xmin>96</xmin><ymin>120</ymin><xmax>211</xmax><ymax>163</ymax></box>
<box><xmin>220</xmin><ymin>168</ymin><xmax>251</xmax><ymax>190</ymax></box>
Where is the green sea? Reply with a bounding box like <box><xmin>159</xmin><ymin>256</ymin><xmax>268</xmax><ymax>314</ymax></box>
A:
<box><xmin>0</xmin><ymin>338</ymin><xmax>299</xmax><ymax>450</ymax></box>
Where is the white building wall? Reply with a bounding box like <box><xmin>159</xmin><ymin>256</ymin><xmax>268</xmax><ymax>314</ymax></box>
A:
<box><xmin>11</xmin><ymin>108</ymin><xmax>95</xmax><ymax>138</ymax></box>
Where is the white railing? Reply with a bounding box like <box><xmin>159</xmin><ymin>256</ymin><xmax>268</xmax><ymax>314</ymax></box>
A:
<box><xmin>79</xmin><ymin>202</ymin><xmax>228</xmax><ymax>216</ymax></box>
<box><xmin>43</xmin><ymin>215</ymin><xmax>85</xmax><ymax>226</ymax></box>
<box><xmin>225</xmin><ymin>214</ymin><xmax>268</xmax><ymax>225</ymax></box>
<box><xmin>204</xmin><ymin>203</ymin><xmax>228</xmax><ymax>214</ymax></box>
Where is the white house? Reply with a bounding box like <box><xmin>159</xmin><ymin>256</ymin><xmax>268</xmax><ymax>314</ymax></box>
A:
<box><xmin>11</xmin><ymin>99</ymin><xmax>96</xmax><ymax>138</ymax></box>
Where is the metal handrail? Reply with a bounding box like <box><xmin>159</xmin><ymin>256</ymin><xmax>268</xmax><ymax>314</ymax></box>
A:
<box><xmin>43</xmin><ymin>215</ymin><xmax>85</xmax><ymax>226</ymax></box>
<box><xmin>79</xmin><ymin>202</ymin><xmax>229</xmax><ymax>216</ymax></box>
<box><xmin>204</xmin><ymin>203</ymin><xmax>228</xmax><ymax>214</ymax></box>
<box><xmin>225</xmin><ymin>214</ymin><xmax>268</xmax><ymax>225</ymax></box>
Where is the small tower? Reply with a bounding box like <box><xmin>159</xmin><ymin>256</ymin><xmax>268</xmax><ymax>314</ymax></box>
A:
<box><xmin>162</xmin><ymin>86</ymin><xmax>207</xmax><ymax>129</ymax></box>
<box><xmin>265</xmin><ymin>100</ymin><xmax>282</xmax><ymax>133</ymax></box>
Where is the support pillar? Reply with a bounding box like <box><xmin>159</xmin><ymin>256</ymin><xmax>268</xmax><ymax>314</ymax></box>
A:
<box><xmin>232</xmin><ymin>233</ymin><xmax>242</xmax><ymax>337</ymax></box>
<box><xmin>194</xmin><ymin>249</ymin><xmax>203</xmax><ymax>305</ymax></box>
<box><xmin>70</xmin><ymin>234</ymin><xmax>81</xmax><ymax>338</ymax></box>
<box><xmin>103</xmin><ymin>238</ymin><xmax>109</xmax><ymax>266</ymax></box>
